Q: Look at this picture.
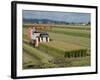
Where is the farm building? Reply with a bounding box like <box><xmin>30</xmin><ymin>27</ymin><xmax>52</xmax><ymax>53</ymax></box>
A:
<box><xmin>28</xmin><ymin>27</ymin><xmax>49</xmax><ymax>47</ymax></box>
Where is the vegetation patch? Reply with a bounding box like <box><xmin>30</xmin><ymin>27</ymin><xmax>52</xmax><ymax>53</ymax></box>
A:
<box><xmin>38</xmin><ymin>41</ymin><xmax>88</xmax><ymax>58</ymax></box>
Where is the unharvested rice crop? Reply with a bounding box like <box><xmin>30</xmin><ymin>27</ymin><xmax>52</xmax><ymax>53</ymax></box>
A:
<box><xmin>39</xmin><ymin>40</ymin><xmax>88</xmax><ymax>58</ymax></box>
<box><xmin>48</xmin><ymin>32</ymin><xmax>90</xmax><ymax>48</ymax></box>
<box><xmin>47</xmin><ymin>27</ymin><xmax>90</xmax><ymax>38</ymax></box>
<box><xmin>51</xmin><ymin>25</ymin><xmax>90</xmax><ymax>30</ymax></box>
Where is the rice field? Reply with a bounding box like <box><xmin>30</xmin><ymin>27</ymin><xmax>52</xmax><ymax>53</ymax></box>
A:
<box><xmin>47</xmin><ymin>27</ymin><xmax>90</xmax><ymax>38</ymax></box>
<box><xmin>48</xmin><ymin>32</ymin><xmax>90</xmax><ymax>48</ymax></box>
<box><xmin>23</xmin><ymin>24</ymin><xmax>91</xmax><ymax>69</ymax></box>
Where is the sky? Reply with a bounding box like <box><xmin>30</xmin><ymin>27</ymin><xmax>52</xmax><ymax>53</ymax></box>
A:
<box><xmin>23</xmin><ymin>10</ymin><xmax>91</xmax><ymax>23</ymax></box>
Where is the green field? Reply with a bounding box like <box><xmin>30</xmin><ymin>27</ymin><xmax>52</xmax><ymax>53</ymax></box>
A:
<box><xmin>23</xmin><ymin>24</ymin><xmax>91</xmax><ymax>69</ymax></box>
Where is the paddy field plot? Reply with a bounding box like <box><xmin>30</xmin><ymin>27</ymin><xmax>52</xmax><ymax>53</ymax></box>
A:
<box><xmin>22</xmin><ymin>24</ymin><xmax>91</xmax><ymax>69</ymax></box>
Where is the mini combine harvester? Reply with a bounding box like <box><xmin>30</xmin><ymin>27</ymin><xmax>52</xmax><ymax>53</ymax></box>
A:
<box><xmin>28</xmin><ymin>27</ymin><xmax>50</xmax><ymax>47</ymax></box>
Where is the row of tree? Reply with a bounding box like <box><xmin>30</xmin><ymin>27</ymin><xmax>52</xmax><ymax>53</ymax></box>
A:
<box><xmin>23</xmin><ymin>18</ymin><xmax>91</xmax><ymax>25</ymax></box>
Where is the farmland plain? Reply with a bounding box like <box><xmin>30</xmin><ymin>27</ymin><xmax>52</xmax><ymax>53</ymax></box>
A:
<box><xmin>23</xmin><ymin>24</ymin><xmax>91</xmax><ymax>69</ymax></box>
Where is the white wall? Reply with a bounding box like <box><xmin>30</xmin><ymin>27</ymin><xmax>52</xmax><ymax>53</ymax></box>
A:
<box><xmin>0</xmin><ymin>0</ymin><xmax>99</xmax><ymax>80</ymax></box>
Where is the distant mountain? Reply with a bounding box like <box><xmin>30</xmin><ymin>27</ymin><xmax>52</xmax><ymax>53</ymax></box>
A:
<box><xmin>23</xmin><ymin>18</ymin><xmax>72</xmax><ymax>24</ymax></box>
